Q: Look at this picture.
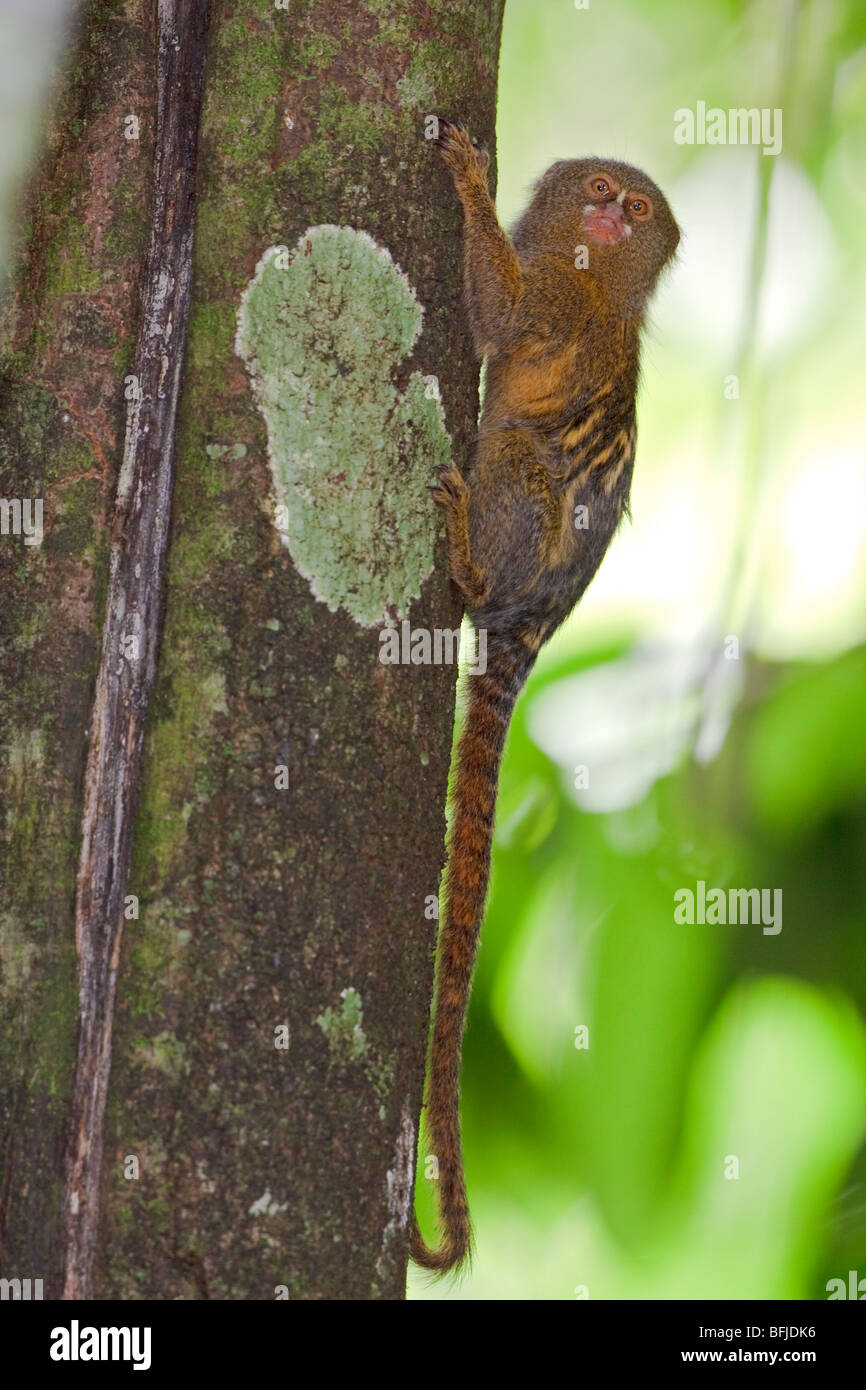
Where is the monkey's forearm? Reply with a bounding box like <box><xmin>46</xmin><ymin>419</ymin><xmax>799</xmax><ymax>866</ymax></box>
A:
<box><xmin>438</xmin><ymin>121</ymin><xmax>523</xmax><ymax>357</ymax></box>
<box><xmin>460</xmin><ymin>202</ymin><xmax>523</xmax><ymax>358</ymax></box>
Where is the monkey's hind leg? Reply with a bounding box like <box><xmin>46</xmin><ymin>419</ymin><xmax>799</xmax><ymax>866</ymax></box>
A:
<box><xmin>432</xmin><ymin>466</ymin><xmax>488</xmax><ymax>608</ymax></box>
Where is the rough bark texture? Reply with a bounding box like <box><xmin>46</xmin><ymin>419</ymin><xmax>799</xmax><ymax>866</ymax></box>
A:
<box><xmin>63</xmin><ymin>0</ymin><xmax>212</xmax><ymax>1301</ymax></box>
<box><xmin>0</xmin><ymin>0</ymin><xmax>504</xmax><ymax>1300</ymax></box>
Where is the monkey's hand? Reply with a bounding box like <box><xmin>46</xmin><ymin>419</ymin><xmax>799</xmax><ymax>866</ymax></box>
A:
<box><xmin>436</xmin><ymin>119</ymin><xmax>490</xmax><ymax>190</ymax></box>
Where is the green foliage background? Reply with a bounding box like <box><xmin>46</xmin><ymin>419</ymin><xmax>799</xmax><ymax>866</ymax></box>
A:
<box><xmin>411</xmin><ymin>0</ymin><xmax>866</xmax><ymax>1299</ymax></box>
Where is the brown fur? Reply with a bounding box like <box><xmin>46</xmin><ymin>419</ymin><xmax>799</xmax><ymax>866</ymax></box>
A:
<box><xmin>411</xmin><ymin>122</ymin><xmax>680</xmax><ymax>1274</ymax></box>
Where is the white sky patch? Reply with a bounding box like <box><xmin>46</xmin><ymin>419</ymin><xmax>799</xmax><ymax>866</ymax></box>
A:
<box><xmin>527</xmin><ymin>641</ymin><xmax>743</xmax><ymax>813</ymax></box>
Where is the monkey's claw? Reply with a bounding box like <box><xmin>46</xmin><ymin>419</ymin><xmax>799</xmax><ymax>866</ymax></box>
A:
<box><xmin>436</xmin><ymin>118</ymin><xmax>489</xmax><ymax>177</ymax></box>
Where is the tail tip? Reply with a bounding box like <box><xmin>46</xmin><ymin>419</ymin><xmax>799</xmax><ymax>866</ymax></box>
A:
<box><xmin>409</xmin><ymin>1214</ymin><xmax>473</xmax><ymax>1278</ymax></box>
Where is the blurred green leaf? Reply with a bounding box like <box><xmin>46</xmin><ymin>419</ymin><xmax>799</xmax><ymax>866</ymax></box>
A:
<box><xmin>746</xmin><ymin>648</ymin><xmax>866</xmax><ymax>835</ymax></box>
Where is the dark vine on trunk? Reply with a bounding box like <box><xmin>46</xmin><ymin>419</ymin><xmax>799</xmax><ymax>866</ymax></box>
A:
<box><xmin>62</xmin><ymin>0</ymin><xmax>212</xmax><ymax>1301</ymax></box>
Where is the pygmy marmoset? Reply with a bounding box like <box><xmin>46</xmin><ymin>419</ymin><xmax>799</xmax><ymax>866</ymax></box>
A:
<box><xmin>411</xmin><ymin>120</ymin><xmax>680</xmax><ymax>1274</ymax></box>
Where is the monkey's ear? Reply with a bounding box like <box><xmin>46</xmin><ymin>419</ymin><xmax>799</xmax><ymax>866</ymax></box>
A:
<box><xmin>534</xmin><ymin>159</ymin><xmax>574</xmax><ymax>190</ymax></box>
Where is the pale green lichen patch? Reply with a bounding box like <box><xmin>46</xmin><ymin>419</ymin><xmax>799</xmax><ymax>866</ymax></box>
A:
<box><xmin>317</xmin><ymin>986</ymin><xmax>368</xmax><ymax>1062</ymax></box>
<box><xmin>248</xmin><ymin>1189</ymin><xmax>288</xmax><ymax>1218</ymax></box>
<box><xmin>134</xmin><ymin>646</ymin><xmax>230</xmax><ymax>885</ymax></box>
<box><xmin>235</xmin><ymin>225</ymin><xmax>450</xmax><ymax>627</ymax></box>
<box><xmin>131</xmin><ymin>1031</ymin><xmax>189</xmax><ymax>1080</ymax></box>
<box><xmin>0</xmin><ymin>912</ymin><xmax>39</xmax><ymax>994</ymax></box>
<box><xmin>205</xmin><ymin>442</ymin><xmax>247</xmax><ymax>460</ymax></box>
<box><xmin>5</xmin><ymin>726</ymin><xmax>46</xmax><ymax>792</ymax></box>
<box><xmin>395</xmin><ymin>66</ymin><xmax>436</xmax><ymax>112</ymax></box>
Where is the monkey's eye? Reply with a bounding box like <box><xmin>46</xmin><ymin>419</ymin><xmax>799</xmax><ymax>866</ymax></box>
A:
<box><xmin>628</xmin><ymin>194</ymin><xmax>653</xmax><ymax>219</ymax></box>
<box><xmin>589</xmin><ymin>176</ymin><xmax>611</xmax><ymax>197</ymax></box>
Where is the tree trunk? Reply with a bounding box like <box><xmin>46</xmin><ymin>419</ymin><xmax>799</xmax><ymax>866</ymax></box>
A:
<box><xmin>0</xmin><ymin>0</ymin><xmax>505</xmax><ymax>1300</ymax></box>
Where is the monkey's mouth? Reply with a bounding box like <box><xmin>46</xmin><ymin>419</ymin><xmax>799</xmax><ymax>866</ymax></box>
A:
<box><xmin>583</xmin><ymin>203</ymin><xmax>630</xmax><ymax>246</ymax></box>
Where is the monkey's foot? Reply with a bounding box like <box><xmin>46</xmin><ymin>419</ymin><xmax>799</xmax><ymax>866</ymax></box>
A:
<box><xmin>430</xmin><ymin>464</ymin><xmax>469</xmax><ymax>508</ymax></box>
<box><xmin>432</xmin><ymin>466</ymin><xmax>488</xmax><ymax>607</ymax></box>
<box><xmin>436</xmin><ymin>119</ymin><xmax>489</xmax><ymax>181</ymax></box>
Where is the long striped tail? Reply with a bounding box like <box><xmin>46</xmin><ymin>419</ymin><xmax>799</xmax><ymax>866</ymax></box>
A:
<box><xmin>410</xmin><ymin>634</ymin><xmax>535</xmax><ymax>1273</ymax></box>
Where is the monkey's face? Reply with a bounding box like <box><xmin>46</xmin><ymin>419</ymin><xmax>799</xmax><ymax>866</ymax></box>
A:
<box><xmin>516</xmin><ymin>156</ymin><xmax>680</xmax><ymax>305</ymax></box>
<box><xmin>581</xmin><ymin>170</ymin><xmax>651</xmax><ymax>246</ymax></box>
<box><xmin>576</xmin><ymin>159</ymin><xmax>679</xmax><ymax>280</ymax></box>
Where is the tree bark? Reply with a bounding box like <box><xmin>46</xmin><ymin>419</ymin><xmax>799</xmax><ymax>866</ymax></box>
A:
<box><xmin>0</xmin><ymin>0</ymin><xmax>505</xmax><ymax>1300</ymax></box>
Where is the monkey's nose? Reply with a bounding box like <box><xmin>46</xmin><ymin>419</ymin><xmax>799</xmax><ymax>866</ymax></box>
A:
<box><xmin>583</xmin><ymin>201</ymin><xmax>628</xmax><ymax>246</ymax></box>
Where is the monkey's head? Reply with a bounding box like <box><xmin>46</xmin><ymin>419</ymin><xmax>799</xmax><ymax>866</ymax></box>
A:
<box><xmin>512</xmin><ymin>157</ymin><xmax>680</xmax><ymax>315</ymax></box>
